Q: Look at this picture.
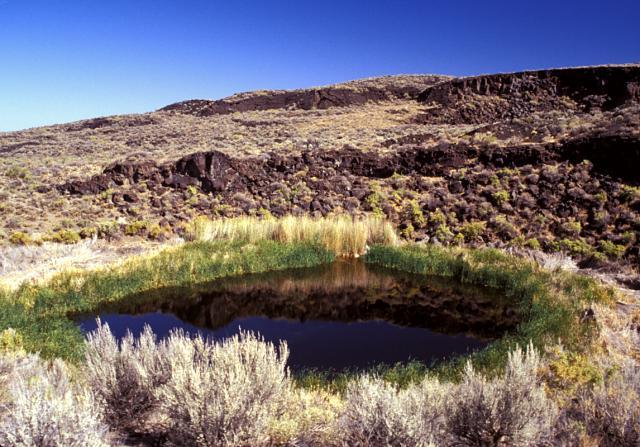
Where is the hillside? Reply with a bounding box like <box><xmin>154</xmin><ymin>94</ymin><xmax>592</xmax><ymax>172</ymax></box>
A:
<box><xmin>1</xmin><ymin>65</ymin><xmax>639</xmax><ymax>271</ymax></box>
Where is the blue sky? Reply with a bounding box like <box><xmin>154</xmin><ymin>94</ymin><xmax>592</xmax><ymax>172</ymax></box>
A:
<box><xmin>1</xmin><ymin>0</ymin><xmax>638</xmax><ymax>131</ymax></box>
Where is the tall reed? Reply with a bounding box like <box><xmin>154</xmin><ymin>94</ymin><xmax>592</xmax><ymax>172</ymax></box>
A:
<box><xmin>189</xmin><ymin>215</ymin><xmax>398</xmax><ymax>257</ymax></box>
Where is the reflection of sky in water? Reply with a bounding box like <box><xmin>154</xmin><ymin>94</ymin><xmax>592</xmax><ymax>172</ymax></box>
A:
<box><xmin>80</xmin><ymin>312</ymin><xmax>488</xmax><ymax>372</ymax></box>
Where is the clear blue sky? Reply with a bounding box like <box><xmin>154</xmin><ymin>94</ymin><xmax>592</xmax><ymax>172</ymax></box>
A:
<box><xmin>1</xmin><ymin>0</ymin><xmax>638</xmax><ymax>131</ymax></box>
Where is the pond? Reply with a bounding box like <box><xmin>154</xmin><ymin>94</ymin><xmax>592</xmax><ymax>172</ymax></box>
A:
<box><xmin>77</xmin><ymin>260</ymin><xmax>518</xmax><ymax>372</ymax></box>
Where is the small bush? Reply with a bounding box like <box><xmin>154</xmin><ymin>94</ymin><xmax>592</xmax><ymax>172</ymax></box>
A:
<box><xmin>459</xmin><ymin>220</ymin><xmax>486</xmax><ymax>241</ymax></box>
<box><xmin>598</xmin><ymin>240</ymin><xmax>626</xmax><ymax>259</ymax></box>
<box><xmin>338</xmin><ymin>376</ymin><xmax>426</xmax><ymax>446</ymax></box>
<box><xmin>147</xmin><ymin>223</ymin><xmax>170</xmax><ymax>240</ymax></box>
<box><xmin>524</xmin><ymin>238</ymin><xmax>541</xmax><ymax>250</ymax></box>
<box><xmin>560</xmin><ymin>220</ymin><xmax>582</xmax><ymax>237</ymax></box>
<box><xmin>270</xmin><ymin>388</ymin><xmax>343</xmax><ymax>446</ymax></box>
<box><xmin>124</xmin><ymin>220</ymin><xmax>149</xmax><ymax>236</ymax></box>
<box><xmin>8</xmin><ymin>231</ymin><xmax>35</xmax><ymax>246</ymax></box>
<box><xmin>491</xmin><ymin>215</ymin><xmax>520</xmax><ymax>238</ymax></box>
<box><xmin>560</xmin><ymin>238</ymin><xmax>594</xmax><ymax>256</ymax></box>
<box><xmin>365</xmin><ymin>188</ymin><xmax>385</xmax><ymax>217</ymax></box>
<box><xmin>405</xmin><ymin>199</ymin><xmax>426</xmax><ymax>228</ymax></box>
<box><xmin>578</xmin><ymin>360</ymin><xmax>640</xmax><ymax>446</ymax></box>
<box><xmin>0</xmin><ymin>328</ymin><xmax>24</xmax><ymax>353</ymax></box>
<box><xmin>45</xmin><ymin>229</ymin><xmax>81</xmax><ymax>244</ymax></box>
<box><xmin>97</xmin><ymin>221</ymin><xmax>120</xmax><ymax>240</ymax></box>
<box><xmin>0</xmin><ymin>355</ymin><xmax>111</xmax><ymax>447</ymax></box>
<box><xmin>156</xmin><ymin>330</ymin><xmax>290</xmax><ymax>447</ymax></box>
<box><xmin>4</xmin><ymin>165</ymin><xmax>30</xmax><ymax>179</ymax></box>
<box><xmin>492</xmin><ymin>190</ymin><xmax>510</xmax><ymax>206</ymax></box>
<box><xmin>619</xmin><ymin>185</ymin><xmax>640</xmax><ymax>203</ymax></box>
<box><xmin>84</xmin><ymin>321</ymin><xmax>167</xmax><ymax>431</ymax></box>
<box><xmin>428</xmin><ymin>209</ymin><xmax>447</xmax><ymax>226</ymax></box>
<box><xmin>434</xmin><ymin>224</ymin><xmax>454</xmax><ymax>244</ymax></box>
<box><xmin>80</xmin><ymin>226</ymin><xmax>98</xmax><ymax>239</ymax></box>
<box><xmin>446</xmin><ymin>344</ymin><xmax>557</xmax><ymax>447</ymax></box>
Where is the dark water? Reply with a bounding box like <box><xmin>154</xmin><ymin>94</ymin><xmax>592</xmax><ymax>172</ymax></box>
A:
<box><xmin>77</xmin><ymin>260</ymin><xmax>518</xmax><ymax>371</ymax></box>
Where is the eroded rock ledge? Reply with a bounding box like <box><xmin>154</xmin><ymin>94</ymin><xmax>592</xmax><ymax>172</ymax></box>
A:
<box><xmin>160</xmin><ymin>75</ymin><xmax>450</xmax><ymax>116</ymax></box>
<box><xmin>59</xmin><ymin>131</ymin><xmax>640</xmax><ymax>197</ymax></box>
<box><xmin>417</xmin><ymin>65</ymin><xmax>640</xmax><ymax>124</ymax></box>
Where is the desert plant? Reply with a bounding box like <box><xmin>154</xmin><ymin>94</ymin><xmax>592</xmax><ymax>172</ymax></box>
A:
<box><xmin>8</xmin><ymin>231</ymin><xmax>35</xmax><ymax>246</ymax></box>
<box><xmin>97</xmin><ymin>220</ymin><xmax>120</xmax><ymax>240</ymax></box>
<box><xmin>84</xmin><ymin>321</ymin><xmax>167</xmax><ymax>431</ymax></box>
<box><xmin>337</xmin><ymin>375</ymin><xmax>424</xmax><ymax>447</ymax></box>
<box><xmin>0</xmin><ymin>328</ymin><xmax>24</xmax><ymax>353</ymax></box>
<box><xmin>404</xmin><ymin>377</ymin><xmax>451</xmax><ymax>445</ymax></box>
<box><xmin>404</xmin><ymin>199</ymin><xmax>427</xmax><ymax>228</ymax></box>
<box><xmin>445</xmin><ymin>344</ymin><xmax>557</xmax><ymax>447</ymax></box>
<box><xmin>459</xmin><ymin>220</ymin><xmax>487</xmax><ymax>241</ymax></box>
<box><xmin>428</xmin><ymin>209</ymin><xmax>447</xmax><ymax>227</ymax></box>
<box><xmin>269</xmin><ymin>387</ymin><xmax>343</xmax><ymax>447</ymax></box>
<box><xmin>45</xmin><ymin>229</ymin><xmax>82</xmax><ymax>244</ymax></box>
<box><xmin>578</xmin><ymin>360</ymin><xmax>640</xmax><ymax>446</ymax></box>
<box><xmin>598</xmin><ymin>240</ymin><xmax>626</xmax><ymax>259</ymax></box>
<box><xmin>155</xmin><ymin>330</ymin><xmax>290</xmax><ymax>447</ymax></box>
<box><xmin>492</xmin><ymin>190</ymin><xmax>510</xmax><ymax>206</ymax></box>
<box><xmin>0</xmin><ymin>355</ymin><xmax>111</xmax><ymax>447</ymax></box>
<box><xmin>124</xmin><ymin>220</ymin><xmax>149</xmax><ymax>236</ymax></box>
<box><xmin>0</xmin><ymin>351</ymin><xmax>42</xmax><ymax>405</ymax></box>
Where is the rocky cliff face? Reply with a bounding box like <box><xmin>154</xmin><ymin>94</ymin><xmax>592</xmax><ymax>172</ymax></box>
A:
<box><xmin>417</xmin><ymin>65</ymin><xmax>640</xmax><ymax>124</ymax></box>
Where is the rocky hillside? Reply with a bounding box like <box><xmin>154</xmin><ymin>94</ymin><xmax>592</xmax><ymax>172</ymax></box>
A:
<box><xmin>161</xmin><ymin>75</ymin><xmax>450</xmax><ymax>116</ymax></box>
<box><xmin>1</xmin><ymin>65</ymin><xmax>639</xmax><ymax>270</ymax></box>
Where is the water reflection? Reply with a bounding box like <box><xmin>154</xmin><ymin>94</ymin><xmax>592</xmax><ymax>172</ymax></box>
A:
<box><xmin>78</xmin><ymin>260</ymin><xmax>518</xmax><ymax>371</ymax></box>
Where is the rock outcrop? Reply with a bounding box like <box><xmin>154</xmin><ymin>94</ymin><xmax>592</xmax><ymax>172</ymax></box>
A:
<box><xmin>160</xmin><ymin>75</ymin><xmax>450</xmax><ymax>116</ymax></box>
<box><xmin>417</xmin><ymin>65</ymin><xmax>640</xmax><ymax>124</ymax></box>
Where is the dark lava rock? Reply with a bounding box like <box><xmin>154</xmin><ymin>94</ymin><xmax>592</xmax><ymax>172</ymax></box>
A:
<box><xmin>417</xmin><ymin>65</ymin><xmax>640</xmax><ymax>124</ymax></box>
<box><xmin>123</xmin><ymin>192</ymin><xmax>139</xmax><ymax>203</ymax></box>
<box><xmin>160</xmin><ymin>75</ymin><xmax>449</xmax><ymax>116</ymax></box>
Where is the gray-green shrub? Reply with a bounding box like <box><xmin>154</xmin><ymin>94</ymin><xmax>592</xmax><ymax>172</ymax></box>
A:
<box><xmin>84</xmin><ymin>320</ymin><xmax>167</xmax><ymax>430</ymax></box>
<box><xmin>0</xmin><ymin>355</ymin><xmax>112</xmax><ymax>447</ymax></box>
<box><xmin>84</xmin><ymin>324</ymin><xmax>291</xmax><ymax>445</ymax></box>
<box><xmin>338</xmin><ymin>376</ymin><xmax>426</xmax><ymax>446</ymax></box>
<box><xmin>578</xmin><ymin>359</ymin><xmax>640</xmax><ymax>446</ymax></box>
<box><xmin>337</xmin><ymin>344</ymin><xmax>556</xmax><ymax>447</ymax></box>
<box><xmin>156</xmin><ymin>330</ymin><xmax>290</xmax><ymax>447</ymax></box>
<box><xmin>445</xmin><ymin>344</ymin><xmax>557</xmax><ymax>447</ymax></box>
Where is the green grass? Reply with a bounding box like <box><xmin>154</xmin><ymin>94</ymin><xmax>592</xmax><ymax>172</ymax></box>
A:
<box><xmin>0</xmin><ymin>240</ymin><xmax>334</xmax><ymax>361</ymax></box>
<box><xmin>365</xmin><ymin>244</ymin><xmax>615</xmax><ymax>381</ymax></box>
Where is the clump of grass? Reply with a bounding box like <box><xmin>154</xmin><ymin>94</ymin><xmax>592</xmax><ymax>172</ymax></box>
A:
<box><xmin>8</xmin><ymin>232</ymin><xmax>37</xmax><ymax>246</ymax></box>
<box><xmin>189</xmin><ymin>215</ymin><xmax>398</xmax><ymax>257</ymax></box>
<box><xmin>459</xmin><ymin>220</ymin><xmax>486</xmax><ymax>242</ymax></box>
<box><xmin>43</xmin><ymin>229</ymin><xmax>82</xmax><ymax>245</ymax></box>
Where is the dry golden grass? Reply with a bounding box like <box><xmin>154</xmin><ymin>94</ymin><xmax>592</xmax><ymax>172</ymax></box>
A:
<box><xmin>0</xmin><ymin>237</ymin><xmax>179</xmax><ymax>291</ymax></box>
<box><xmin>189</xmin><ymin>215</ymin><xmax>398</xmax><ymax>257</ymax></box>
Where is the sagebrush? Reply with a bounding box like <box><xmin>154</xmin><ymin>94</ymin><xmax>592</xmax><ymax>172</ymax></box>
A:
<box><xmin>0</xmin><ymin>352</ymin><xmax>112</xmax><ymax>447</ymax></box>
